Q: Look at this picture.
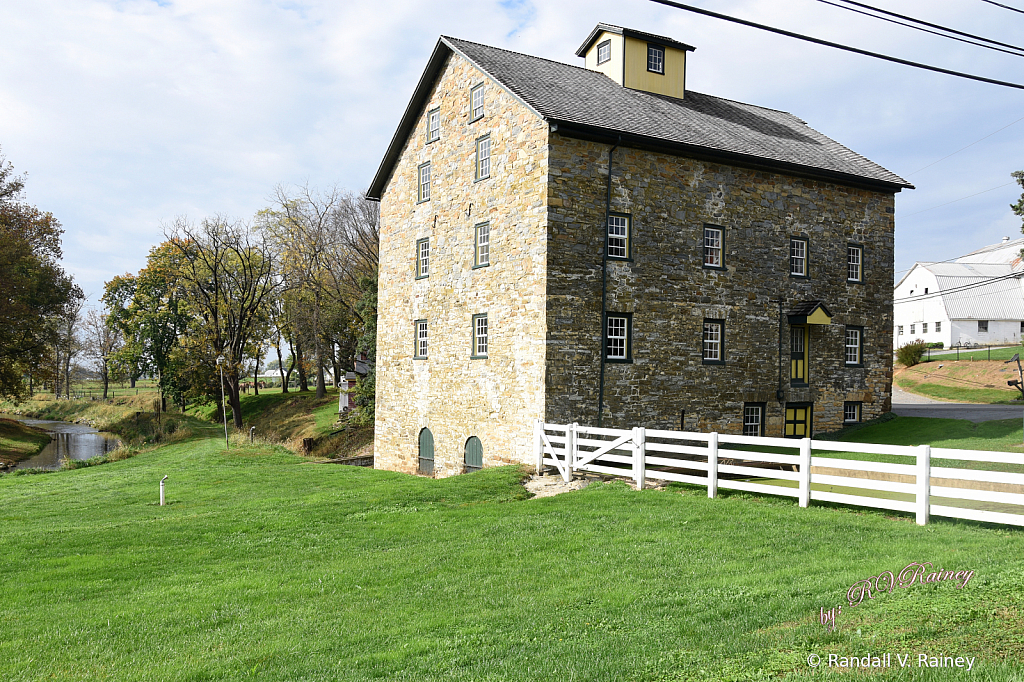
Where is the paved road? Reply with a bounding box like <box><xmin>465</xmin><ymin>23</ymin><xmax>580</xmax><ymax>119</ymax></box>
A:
<box><xmin>891</xmin><ymin>386</ymin><xmax>1024</xmax><ymax>423</ymax></box>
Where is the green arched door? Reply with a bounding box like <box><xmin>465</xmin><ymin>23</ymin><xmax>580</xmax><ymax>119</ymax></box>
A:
<box><xmin>418</xmin><ymin>428</ymin><xmax>434</xmax><ymax>474</ymax></box>
<box><xmin>464</xmin><ymin>436</ymin><xmax>483</xmax><ymax>472</ymax></box>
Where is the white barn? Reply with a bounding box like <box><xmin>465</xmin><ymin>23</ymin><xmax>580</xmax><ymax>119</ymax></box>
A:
<box><xmin>894</xmin><ymin>237</ymin><xmax>1024</xmax><ymax>349</ymax></box>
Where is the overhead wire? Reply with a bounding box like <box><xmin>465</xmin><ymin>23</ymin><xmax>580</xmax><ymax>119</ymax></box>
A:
<box><xmin>979</xmin><ymin>0</ymin><xmax>1024</xmax><ymax>16</ymax></box>
<box><xmin>900</xmin><ymin>182</ymin><xmax>1018</xmax><ymax>218</ymax></box>
<box><xmin>646</xmin><ymin>0</ymin><xmax>1024</xmax><ymax>89</ymax></box>
<box><xmin>817</xmin><ymin>0</ymin><xmax>1024</xmax><ymax>58</ymax></box>
<box><xmin>907</xmin><ymin>114</ymin><xmax>1024</xmax><ymax>176</ymax></box>
<box><xmin>833</xmin><ymin>0</ymin><xmax>1024</xmax><ymax>54</ymax></box>
<box><xmin>893</xmin><ymin>239</ymin><xmax>1024</xmax><ymax>277</ymax></box>
<box><xmin>893</xmin><ymin>270</ymin><xmax>1024</xmax><ymax>303</ymax></box>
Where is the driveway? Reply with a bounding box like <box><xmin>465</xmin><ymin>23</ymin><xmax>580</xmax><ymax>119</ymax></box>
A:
<box><xmin>891</xmin><ymin>386</ymin><xmax>1024</xmax><ymax>423</ymax></box>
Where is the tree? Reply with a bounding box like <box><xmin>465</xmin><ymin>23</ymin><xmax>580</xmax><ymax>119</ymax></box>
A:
<box><xmin>1014</xmin><ymin>170</ymin><xmax>1024</xmax><ymax>230</ymax></box>
<box><xmin>166</xmin><ymin>216</ymin><xmax>281</xmax><ymax>429</ymax></box>
<box><xmin>0</xmin><ymin>147</ymin><xmax>81</xmax><ymax>401</ymax></box>
<box><xmin>82</xmin><ymin>309</ymin><xmax>122</xmax><ymax>399</ymax></box>
<box><xmin>103</xmin><ymin>241</ymin><xmax>191</xmax><ymax>409</ymax></box>
<box><xmin>260</xmin><ymin>186</ymin><xmax>379</xmax><ymax>399</ymax></box>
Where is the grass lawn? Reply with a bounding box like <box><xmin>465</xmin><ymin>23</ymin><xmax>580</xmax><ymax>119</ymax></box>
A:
<box><xmin>2</xmin><ymin>431</ymin><xmax>1023</xmax><ymax>680</ymax></box>
<box><xmin>0</xmin><ymin>417</ymin><xmax>51</xmax><ymax>467</ymax></box>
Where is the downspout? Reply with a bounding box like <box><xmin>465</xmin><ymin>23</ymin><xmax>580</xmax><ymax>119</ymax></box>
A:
<box><xmin>597</xmin><ymin>140</ymin><xmax>618</xmax><ymax>427</ymax></box>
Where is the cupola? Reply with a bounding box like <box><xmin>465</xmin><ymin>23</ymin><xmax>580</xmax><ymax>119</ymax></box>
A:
<box><xmin>576</xmin><ymin>23</ymin><xmax>695</xmax><ymax>100</ymax></box>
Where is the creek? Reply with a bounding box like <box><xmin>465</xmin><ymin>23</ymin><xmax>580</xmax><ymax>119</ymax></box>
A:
<box><xmin>14</xmin><ymin>419</ymin><xmax>121</xmax><ymax>471</ymax></box>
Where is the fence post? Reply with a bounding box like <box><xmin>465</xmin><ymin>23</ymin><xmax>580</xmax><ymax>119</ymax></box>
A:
<box><xmin>534</xmin><ymin>419</ymin><xmax>543</xmax><ymax>475</ymax></box>
<box><xmin>799</xmin><ymin>438</ymin><xmax>812</xmax><ymax>508</ymax></box>
<box><xmin>564</xmin><ymin>422</ymin><xmax>576</xmax><ymax>483</ymax></box>
<box><xmin>634</xmin><ymin>426</ymin><xmax>646</xmax><ymax>490</ymax></box>
<box><xmin>917</xmin><ymin>444</ymin><xmax>931</xmax><ymax>526</ymax></box>
<box><xmin>708</xmin><ymin>432</ymin><xmax>719</xmax><ymax>499</ymax></box>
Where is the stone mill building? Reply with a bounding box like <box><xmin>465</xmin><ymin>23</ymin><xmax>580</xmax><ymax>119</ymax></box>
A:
<box><xmin>366</xmin><ymin>24</ymin><xmax>912</xmax><ymax>477</ymax></box>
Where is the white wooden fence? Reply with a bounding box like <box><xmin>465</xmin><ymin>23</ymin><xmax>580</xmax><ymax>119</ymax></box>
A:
<box><xmin>533</xmin><ymin>420</ymin><xmax>1024</xmax><ymax>527</ymax></box>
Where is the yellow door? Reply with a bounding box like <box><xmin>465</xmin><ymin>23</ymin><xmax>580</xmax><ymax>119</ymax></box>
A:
<box><xmin>785</xmin><ymin>404</ymin><xmax>812</xmax><ymax>438</ymax></box>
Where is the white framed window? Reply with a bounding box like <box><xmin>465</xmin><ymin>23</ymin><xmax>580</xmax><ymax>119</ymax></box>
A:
<box><xmin>922</xmin><ymin>322</ymin><xmax>928</xmax><ymax>334</ymax></box>
<box><xmin>470</xmin><ymin>84</ymin><xmax>484</xmax><ymax>121</ymax></box>
<box><xmin>417</xmin><ymin>162</ymin><xmax>431</xmax><ymax>203</ymax></box>
<box><xmin>472</xmin><ymin>314</ymin><xmax>488</xmax><ymax>358</ymax></box>
<box><xmin>847</xmin><ymin>245</ymin><xmax>862</xmax><ymax>282</ymax></box>
<box><xmin>979</xmin><ymin>320</ymin><xmax>989</xmax><ymax>333</ymax></box>
<box><xmin>790</xmin><ymin>238</ymin><xmax>808</xmax><ymax>277</ymax></box>
<box><xmin>474</xmin><ymin>222</ymin><xmax>490</xmax><ymax>267</ymax></box>
<box><xmin>647</xmin><ymin>44</ymin><xmax>664</xmax><ymax>74</ymax></box>
<box><xmin>426</xmin><ymin>108</ymin><xmax>440</xmax><ymax>143</ymax></box>
<box><xmin>415</xmin><ymin>320</ymin><xmax>428</xmax><ymax>358</ymax></box>
<box><xmin>607</xmin><ymin>214</ymin><xmax>630</xmax><ymax>259</ymax></box>
<box><xmin>704</xmin><ymin>226</ymin><xmax>723</xmax><ymax>268</ymax></box>
<box><xmin>475</xmin><ymin>135</ymin><xmax>490</xmax><ymax>181</ymax></box>
<box><xmin>936</xmin><ymin>321</ymin><xmax>941</xmax><ymax>332</ymax></box>
<box><xmin>416</xmin><ymin>238</ymin><xmax>429</xmax><ymax>278</ymax></box>
<box><xmin>897</xmin><ymin>325</ymin><xmax>903</xmax><ymax>335</ymax></box>
<box><xmin>844</xmin><ymin>402</ymin><xmax>862</xmax><ymax>423</ymax></box>
<box><xmin>703</xmin><ymin>319</ymin><xmax>724</xmax><ymax>364</ymax></box>
<box><xmin>743</xmin><ymin>404</ymin><xmax>764</xmax><ymax>437</ymax></box>
<box><xmin>605</xmin><ymin>314</ymin><xmax>631</xmax><ymax>361</ymax></box>
<box><xmin>597</xmin><ymin>39</ymin><xmax>611</xmax><ymax>65</ymax></box>
<box><xmin>910</xmin><ymin>323</ymin><xmax>915</xmax><ymax>334</ymax></box>
<box><xmin>845</xmin><ymin>327</ymin><xmax>863</xmax><ymax>366</ymax></box>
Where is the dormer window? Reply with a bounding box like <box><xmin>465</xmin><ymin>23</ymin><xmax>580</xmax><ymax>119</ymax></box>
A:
<box><xmin>597</xmin><ymin>39</ymin><xmax>611</xmax><ymax>65</ymax></box>
<box><xmin>647</xmin><ymin>44</ymin><xmax>664</xmax><ymax>74</ymax></box>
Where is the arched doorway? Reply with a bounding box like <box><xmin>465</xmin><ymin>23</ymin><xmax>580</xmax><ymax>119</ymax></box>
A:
<box><xmin>418</xmin><ymin>428</ymin><xmax>434</xmax><ymax>474</ymax></box>
<box><xmin>464</xmin><ymin>436</ymin><xmax>482</xmax><ymax>472</ymax></box>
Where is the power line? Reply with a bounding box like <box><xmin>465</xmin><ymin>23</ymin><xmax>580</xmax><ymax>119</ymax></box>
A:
<box><xmin>894</xmin><ymin>239</ymin><xmax>1023</xmax><ymax>277</ymax></box>
<box><xmin>835</xmin><ymin>0</ymin><xmax>1024</xmax><ymax>54</ymax></box>
<box><xmin>818</xmin><ymin>0</ymin><xmax>1024</xmax><ymax>58</ymax></box>
<box><xmin>894</xmin><ymin>271</ymin><xmax>1023</xmax><ymax>303</ymax></box>
<box><xmin>980</xmin><ymin>0</ymin><xmax>1024</xmax><ymax>16</ymax></box>
<box><xmin>907</xmin><ymin>114</ymin><xmax>1024</xmax><ymax>176</ymax></box>
<box><xmin>901</xmin><ymin>182</ymin><xmax>1017</xmax><ymax>218</ymax></box>
<box><xmin>647</xmin><ymin>0</ymin><xmax>1024</xmax><ymax>89</ymax></box>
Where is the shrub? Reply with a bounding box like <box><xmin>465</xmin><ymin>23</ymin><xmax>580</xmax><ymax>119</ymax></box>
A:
<box><xmin>926</xmin><ymin>342</ymin><xmax>944</xmax><ymax>349</ymax></box>
<box><xmin>897</xmin><ymin>339</ymin><xmax>927</xmax><ymax>367</ymax></box>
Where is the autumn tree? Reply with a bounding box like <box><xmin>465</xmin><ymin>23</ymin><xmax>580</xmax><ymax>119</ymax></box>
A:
<box><xmin>82</xmin><ymin>309</ymin><xmax>122</xmax><ymax>399</ymax></box>
<box><xmin>103</xmin><ymin>241</ymin><xmax>191</xmax><ymax>408</ymax></box>
<box><xmin>0</xmin><ymin>147</ymin><xmax>81</xmax><ymax>401</ymax></box>
<box><xmin>166</xmin><ymin>216</ymin><xmax>280</xmax><ymax>429</ymax></box>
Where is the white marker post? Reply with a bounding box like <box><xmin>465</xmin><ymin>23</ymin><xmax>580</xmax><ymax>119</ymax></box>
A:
<box><xmin>160</xmin><ymin>475</ymin><xmax>168</xmax><ymax>506</ymax></box>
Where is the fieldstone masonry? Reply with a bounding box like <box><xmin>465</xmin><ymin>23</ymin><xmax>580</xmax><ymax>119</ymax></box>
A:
<box><xmin>375</xmin><ymin>51</ymin><xmax>896</xmax><ymax>476</ymax></box>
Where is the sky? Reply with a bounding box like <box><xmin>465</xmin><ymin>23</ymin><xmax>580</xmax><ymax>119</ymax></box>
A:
<box><xmin>2</xmin><ymin>0</ymin><xmax>1023</xmax><ymax>307</ymax></box>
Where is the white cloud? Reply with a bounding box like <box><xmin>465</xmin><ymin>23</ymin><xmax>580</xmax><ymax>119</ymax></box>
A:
<box><xmin>1</xmin><ymin>0</ymin><xmax>1022</xmax><ymax>302</ymax></box>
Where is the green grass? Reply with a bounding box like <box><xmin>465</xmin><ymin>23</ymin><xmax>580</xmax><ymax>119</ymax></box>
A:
<box><xmin>2</xmin><ymin>432</ymin><xmax>1023</xmax><ymax>680</ymax></box>
<box><xmin>0</xmin><ymin>417</ymin><xmax>51</xmax><ymax>466</ymax></box>
<box><xmin>923</xmin><ymin>347</ymin><xmax>1024</xmax><ymax>363</ymax></box>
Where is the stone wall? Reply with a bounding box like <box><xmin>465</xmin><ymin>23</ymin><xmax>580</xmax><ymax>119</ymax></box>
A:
<box><xmin>544</xmin><ymin>134</ymin><xmax>896</xmax><ymax>436</ymax></box>
<box><xmin>374</xmin><ymin>53</ymin><xmax>551</xmax><ymax>476</ymax></box>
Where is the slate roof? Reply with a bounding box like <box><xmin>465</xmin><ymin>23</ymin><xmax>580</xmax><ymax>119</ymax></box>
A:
<box><xmin>367</xmin><ymin>35</ymin><xmax>912</xmax><ymax>199</ymax></box>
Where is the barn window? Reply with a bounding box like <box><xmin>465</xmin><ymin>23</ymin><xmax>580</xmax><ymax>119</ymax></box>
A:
<box><xmin>418</xmin><ymin>428</ymin><xmax>434</xmax><ymax>475</ymax></box>
<box><xmin>464</xmin><ymin>436</ymin><xmax>483</xmax><ymax>472</ymax></box>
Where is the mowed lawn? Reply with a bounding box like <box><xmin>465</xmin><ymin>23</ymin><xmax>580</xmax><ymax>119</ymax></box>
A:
<box><xmin>2</xmin><ymin>434</ymin><xmax>1024</xmax><ymax>681</ymax></box>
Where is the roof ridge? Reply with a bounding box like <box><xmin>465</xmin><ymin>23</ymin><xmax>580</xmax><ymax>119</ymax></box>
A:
<box><xmin>442</xmin><ymin>35</ymin><xmax>597</xmax><ymax>75</ymax></box>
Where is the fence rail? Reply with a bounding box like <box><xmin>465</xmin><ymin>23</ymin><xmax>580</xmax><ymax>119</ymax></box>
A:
<box><xmin>533</xmin><ymin>420</ymin><xmax>1024</xmax><ymax>527</ymax></box>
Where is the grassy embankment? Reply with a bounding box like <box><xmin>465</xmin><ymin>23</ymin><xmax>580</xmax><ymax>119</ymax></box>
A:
<box><xmin>1</xmin><ymin>427</ymin><xmax>1022</xmax><ymax>681</ymax></box>
<box><xmin>895</xmin><ymin>347</ymin><xmax>1024</xmax><ymax>404</ymax></box>
<box><xmin>1</xmin><ymin>386</ymin><xmax>371</xmax><ymax>466</ymax></box>
<box><xmin>0</xmin><ymin>418</ymin><xmax>52</xmax><ymax>467</ymax></box>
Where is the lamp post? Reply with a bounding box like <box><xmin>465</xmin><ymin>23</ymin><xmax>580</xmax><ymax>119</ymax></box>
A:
<box><xmin>216</xmin><ymin>355</ymin><xmax>229</xmax><ymax>448</ymax></box>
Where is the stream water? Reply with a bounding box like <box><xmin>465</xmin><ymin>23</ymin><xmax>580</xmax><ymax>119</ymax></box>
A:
<box><xmin>14</xmin><ymin>419</ymin><xmax>121</xmax><ymax>471</ymax></box>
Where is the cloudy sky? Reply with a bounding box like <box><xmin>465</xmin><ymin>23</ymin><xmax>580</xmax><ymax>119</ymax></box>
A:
<box><xmin>2</xmin><ymin>0</ymin><xmax>1023</xmax><ymax>305</ymax></box>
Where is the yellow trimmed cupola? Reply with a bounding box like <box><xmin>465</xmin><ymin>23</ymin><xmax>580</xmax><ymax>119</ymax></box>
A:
<box><xmin>576</xmin><ymin>23</ymin><xmax>695</xmax><ymax>99</ymax></box>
